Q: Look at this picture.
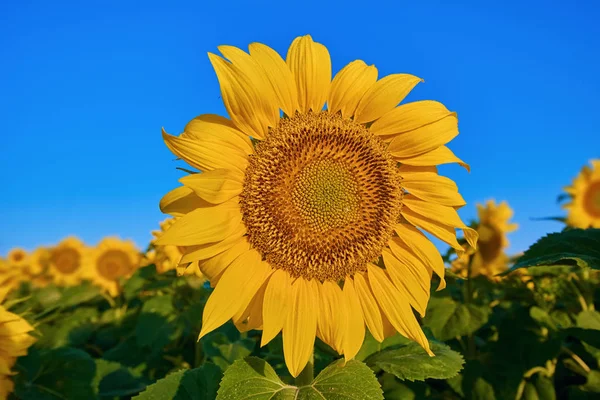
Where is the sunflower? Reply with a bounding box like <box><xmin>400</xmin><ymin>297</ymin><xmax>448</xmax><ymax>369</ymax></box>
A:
<box><xmin>6</xmin><ymin>249</ymin><xmax>27</xmax><ymax>270</ymax></box>
<box><xmin>0</xmin><ymin>288</ymin><xmax>37</xmax><ymax>399</ymax></box>
<box><xmin>157</xmin><ymin>35</ymin><xmax>477</xmax><ymax>376</ymax></box>
<box><xmin>563</xmin><ymin>160</ymin><xmax>600</xmax><ymax>228</ymax></box>
<box><xmin>0</xmin><ymin>258</ymin><xmax>20</xmax><ymax>293</ymax></box>
<box><xmin>452</xmin><ymin>200</ymin><xmax>517</xmax><ymax>279</ymax></box>
<box><xmin>48</xmin><ymin>237</ymin><xmax>87</xmax><ymax>286</ymax></box>
<box><xmin>85</xmin><ymin>237</ymin><xmax>141</xmax><ymax>296</ymax></box>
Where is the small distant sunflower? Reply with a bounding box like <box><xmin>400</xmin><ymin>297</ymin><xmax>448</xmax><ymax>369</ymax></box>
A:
<box><xmin>0</xmin><ymin>288</ymin><xmax>37</xmax><ymax>399</ymax></box>
<box><xmin>452</xmin><ymin>200</ymin><xmax>517</xmax><ymax>278</ymax></box>
<box><xmin>85</xmin><ymin>238</ymin><xmax>141</xmax><ymax>296</ymax></box>
<box><xmin>0</xmin><ymin>258</ymin><xmax>20</xmax><ymax>293</ymax></box>
<box><xmin>157</xmin><ymin>35</ymin><xmax>477</xmax><ymax>376</ymax></box>
<box><xmin>563</xmin><ymin>160</ymin><xmax>600</xmax><ymax>228</ymax></box>
<box><xmin>48</xmin><ymin>237</ymin><xmax>87</xmax><ymax>286</ymax></box>
<box><xmin>149</xmin><ymin>219</ymin><xmax>186</xmax><ymax>274</ymax></box>
<box><xmin>6</xmin><ymin>249</ymin><xmax>27</xmax><ymax>270</ymax></box>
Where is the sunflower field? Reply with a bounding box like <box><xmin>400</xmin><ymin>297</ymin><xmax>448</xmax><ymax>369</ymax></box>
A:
<box><xmin>1</xmin><ymin>35</ymin><xmax>600</xmax><ymax>400</ymax></box>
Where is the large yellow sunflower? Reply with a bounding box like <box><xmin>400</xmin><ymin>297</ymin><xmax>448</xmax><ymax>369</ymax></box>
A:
<box><xmin>452</xmin><ymin>200</ymin><xmax>517</xmax><ymax>278</ymax></box>
<box><xmin>0</xmin><ymin>288</ymin><xmax>37</xmax><ymax>400</ymax></box>
<box><xmin>563</xmin><ymin>160</ymin><xmax>600</xmax><ymax>228</ymax></box>
<box><xmin>48</xmin><ymin>237</ymin><xmax>88</xmax><ymax>286</ymax></box>
<box><xmin>157</xmin><ymin>35</ymin><xmax>477</xmax><ymax>377</ymax></box>
<box><xmin>84</xmin><ymin>238</ymin><xmax>141</xmax><ymax>296</ymax></box>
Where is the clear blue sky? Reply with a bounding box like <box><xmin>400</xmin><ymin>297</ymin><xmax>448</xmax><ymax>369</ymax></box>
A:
<box><xmin>1</xmin><ymin>0</ymin><xmax>599</xmax><ymax>256</ymax></box>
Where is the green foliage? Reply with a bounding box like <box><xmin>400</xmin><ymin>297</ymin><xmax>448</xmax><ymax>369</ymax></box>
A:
<box><xmin>510</xmin><ymin>229</ymin><xmax>600</xmax><ymax>271</ymax></box>
<box><xmin>216</xmin><ymin>357</ymin><xmax>383</xmax><ymax>400</ymax></box>
<box><xmin>366</xmin><ymin>341</ymin><xmax>464</xmax><ymax>381</ymax></box>
<box><xmin>423</xmin><ymin>297</ymin><xmax>490</xmax><ymax>341</ymax></box>
<box><xmin>5</xmin><ymin>226</ymin><xmax>600</xmax><ymax>400</ymax></box>
<box><xmin>132</xmin><ymin>364</ymin><xmax>222</xmax><ymax>400</ymax></box>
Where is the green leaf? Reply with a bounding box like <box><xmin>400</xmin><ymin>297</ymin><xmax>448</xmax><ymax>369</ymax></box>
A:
<box><xmin>94</xmin><ymin>359</ymin><xmax>148</xmax><ymax>398</ymax></box>
<box><xmin>379</xmin><ymin>373</ymin><xmax>415</xmax><ymax>400</ymax></box>
<box><xmin>423</xmin><ymin>297</ymin><xmax>490</xmax><ymax>341</ymax></box>
<box><xmin>132</xmin><ymin>363</ymin><xmax>223</xmax><ymax>400</ymax></box>
<box><xmin>217</xmin><ymin>357</ymin><xmax>383</xmax><ymax>399</ymax></box>
<box><xmin>469</xmin><ymin>377</ymin><xmax>496</xmax><ymax>400</ymax></box>
<box><xmin>93</xmin><ymin>359</ymin><xmax>123</xmax><ymax>393</ymax></box>
<box><xmin>582</xmin><ymin>370</ymin><xmax>600</xmax><ymax>393</ymax></box>
<box><xmin>57</xmin><ymin>283</ymin><xmax>101</xmax><ymax>307</ymax></box>
<box><xmin>203</xmin><ymin>333</ymin><xmax>255</xmax><ymax>371</ymax></box>
<box><xmin>355</xmin><ymin>331</ymin><xmax>411</xmax><ymax>362</ymax></box>
<box><xmin>563</xmin><ymin>328</ymin><xmax>600</xmax><ymax>348</ymax></box>
<box><xmin>36</xmin><ymin>307</ymin><xmax>97</xmax><ymax>348</ymax></box>
<box><xmin>216</xmin><ymin>357</ymin><xmax>297</xmax><ymax>399</ymax></box>
<box><xmin>135</xmin><ymin>312</ymin><xmax>176</xmax><ymax>348</ymax></box>
<box><xmin>577</xmin><ymin>310</ymin><xmax>600</xmax><ymax>330</ymax></box>
<box><xmin>14</xmin><ymin>347</ymin><xmax>96</xmax><ymax>400</ymax></box>
<box><xmin>297</xmin><ymin>359</ymin><xmax>383</xmax><ymax>399</ymax></box>
<box><xmin>141</xmin><ymin>294</ymin><xmax>175</xmax><ymax>316</ymax></box>
<box><xmin>365</xmin><ymin>341</ymin><xmax>464</xmax><ymax>381</ymax></box>
<box><xmin>509</xmin><ymin>229</ymin><xmax>600</xmax><ymax>271</ymax></box>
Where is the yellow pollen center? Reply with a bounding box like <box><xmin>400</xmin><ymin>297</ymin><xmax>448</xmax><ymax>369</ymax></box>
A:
<box><xmin>52</xmin><ymin>248</ymin><xmax>80</xmax><ymax>274</ymax></box>
<box><xmin>97</xmin><ymin>250</ymin><xmax>131</xmax><ymax>281</ymax></box>
<box><xmin>240</xmin><ymin>111</ymin><xmax>403</xmax><ymax>281</ymax></box>
<box><xmin>583</xmin><ymin>180</ymin><xmax>600</xmax><ymax>218</ymax></box>
<box><xmin>292</xmin><ymin>159</ymin><xmax>360</xmax><ymax>231</ymax></box>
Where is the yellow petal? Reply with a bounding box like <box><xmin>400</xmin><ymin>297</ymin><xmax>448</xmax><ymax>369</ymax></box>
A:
<box><xmin>342</xmin><ymin>277</ymin><xmax>365</xmax><ymax>360</ymax></box>
<box><xmin>401</xmin><ymin>170</ymin><xmax>466</xmax><ymax>207</ymax></box>
<box><xmin>218</xmin><ymin>46</ymin><xmax>279</xmax><ymax>126</ymax></box>
<box><xmin>199</xmin><ymin>249</ymin><xmax>272</xmax><ymax>338</ymax></box>
<box><xmin>208</xmin><ymin>53</ymin><xmax>271</xmax><ymax>139</ymax></box>
<box><xmin>382</xmin><ymin>247</ymin><xmax>431</xmax><ymax>317</ymax></box>
<box><xmin>403</xmin><ymin>195</ymin><xmax>478</xmax><ymax>250</ymax></box>
<box><xmin>394</xmin><ymin>223</ymin><xmax>446</xmax><ymax>290</ymax></box>
<box><xmin>370</xmin><ymin>100</ymin><xmax>453</xmax><ymax>137</ymax></box>
<box><xmin>354</xmin><ymin>74</ymin><xmax>422</xmax><ymax>124</ymax></box>
<box><xmin>261</xmin><ymin>269</ymin><xmax>292</xmax><ymax>347</ymax></box>
<box><xmin>162</xmin><ymin>128</ymin><xmax>248</xmax><ymax>173</ymax></box>
<box><xmin>388</xmin><ymin>114</ymin><xmax>458</xmax><ymax>159</ymax></box>
<box><xmin>159</xmin><ymin>186</ymin><xmax>210</xmax><ymax>217</ymax></box>
<box><xmin>401</xmin><ymin>206</ymin><xmax>463</xmax><ymax>253</ymax></box>
<box><xmin>397</xmin><ymin>145</ymin><xmax>470</xmax><ymax>172</ymax></box>
<box><xmin>155</xmin><ymin>198</ymin><xmax>242</xmax><ymax>246</ymax></box>
<box><xmin>366</xmin><ymin>264</ymin><xmax>432</xmax><ymax>355</ymax></box>
<box><xmin>179</xmin><ymin>169</ymin><xmax>243</xmax><ymax>205</ymax></box>
<box><xmin>234</xmin><ymin>279</ymin><xmax>268</xmax><ymax>332</ymax></box>
<box><xmin>196</xmin><ymin>237</ymin><xmax>251</xmax><ymax>284</ymax></box>
<box><xmin>182</xmin><ymin>114</ymin><xmax>253</xmax><ymax>155</ymax></box>
<box><xmin>249</xmin><ymin>42</ymin><xmax>299</xmax><ymax>116</ymax></box>
<box><xmin>179</xmin><ymin>224</ymin><xmax>246</xmax><ymax>265</ymax></box>
<box><xmin>283</xmin><ymin>277</ymin><xmax>318</xmax><ymax>377</ymax></box>
<box><xmin>286</xmin><ymin>35</ymin><xmax>331</xmax><ymax>113</ymax></box>
<box><xmin>316</xmin><ymin>281</ymin><xmax>346</xmax><ymax>353</ymax></box>
<box><xmin>327</xmin><ymin>60</ymin><xmax>378</xmax><ymax>118</ymax></box>
<box><xmin>353</xmin><ymin>272</ymin><xmax>384</xmax><ymax>342</ymax></box>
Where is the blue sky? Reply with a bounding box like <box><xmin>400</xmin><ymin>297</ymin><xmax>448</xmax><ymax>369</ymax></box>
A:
<box><xmin>1</xmin><ymin>0</ymin><xmax>599</xmax><ymax>256</ymax></box>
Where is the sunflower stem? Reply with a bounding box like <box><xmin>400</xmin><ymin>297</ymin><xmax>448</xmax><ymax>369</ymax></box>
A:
<box><xmin>295</xmin><ymin>353</ymin><xmax>314</xmax><ymax>386</ymax></box>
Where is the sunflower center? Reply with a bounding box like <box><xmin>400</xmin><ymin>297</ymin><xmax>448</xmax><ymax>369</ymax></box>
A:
<box><xmin>583</xmin><ymin>180</ymin><xmax>600</xmax><ymax>218</ymax></box>
<box><xmin>292</xmin><ymin>159</ymin><xmax>361</xmax><ymax>231</ymax></box>
<box><xmin>477</xmin><ymin>224</ymin><xmax>503</xmax><ymax>263</ymax></box>
<box><xmin>11</xmin><ymin>251</ymin><xmax>25</xmax><ymax>263</ymax></box>
<box><xmin>240</xmin><ymin>111</ymin><xmax>403</xmax><ymax>281</ymax></box>
<box><xmin>97</xmin><ymin>250</ymin><xmax>132</xmax><ymax>281</ymax></box>
<box><xmin>52</xmin><ymin>248</ymin><xmax>80</xmax><ymax>274</ymax></box>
